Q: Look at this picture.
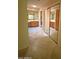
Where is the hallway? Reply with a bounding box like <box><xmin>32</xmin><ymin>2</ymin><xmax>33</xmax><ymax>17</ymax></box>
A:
<box><xmin>18</xmin><ymin>0</ymin><xmax>61</xmax><ymax>59</ymax></box>
<box><xmin>26</xmin><ymin>0</ymin><xmax>61</xmax><ymax>58</ymax></box>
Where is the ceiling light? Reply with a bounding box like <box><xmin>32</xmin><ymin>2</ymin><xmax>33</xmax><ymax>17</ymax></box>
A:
<box><xmin>32</xmin><ymin>5</ymin><xmax>37</xmax><ymax>8</ymax></box>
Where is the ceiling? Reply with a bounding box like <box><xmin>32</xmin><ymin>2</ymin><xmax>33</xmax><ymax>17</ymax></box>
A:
<box><xmin>27</xmin><ymin>0</ymin><xmax>60</xmax><ymax>11</ymax></box>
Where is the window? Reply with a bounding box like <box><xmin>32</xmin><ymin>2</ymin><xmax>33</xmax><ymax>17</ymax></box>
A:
<box><xmin>28</xmin><ymin>15</ymin><xmax>34</xmax><ymax>19</ymax></box>
<box><xmin>50</xmin><ymin>11</ymin><xmax>56</xmax><ymax>20</ymax></box>
<box><xmin>28</xmin><ymin>11</ymin><xmax>38</xmax><ymax>20</ymax></box>
<box><xmin>50</xmin><ymin>13</ymin><xmax>55</xmax><ymax>20</ymax></box>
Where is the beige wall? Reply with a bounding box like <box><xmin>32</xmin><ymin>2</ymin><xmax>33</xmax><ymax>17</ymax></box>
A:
<box><xmin>39</xmin><ymin>9</ymin><xmax>50</xmax><ymax>35</ymax></box>
<box><xmin>18</xmin><ymin>0</ymin><xmax>29</xmax><ymax>50</ymax></box>
<box><xmin>44</xmin><ymin>9</ymin><xmax>50</xmax><ymax>35</ymax></box>
<box><xmin>38</xmin><ymin>10</ymin><xmax>41</xmax><ymax>27</ymax></box>
<box><xmin>42</xmin><ymin>10</ymin><xmax>45</xmax><ymax>30</ymax></box>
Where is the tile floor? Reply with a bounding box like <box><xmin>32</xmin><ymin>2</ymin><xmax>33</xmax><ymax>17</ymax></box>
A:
<box><xmin>19</xmin><ymin>27</ymin><xmax>60</xmax><ymax>59</ymax></box>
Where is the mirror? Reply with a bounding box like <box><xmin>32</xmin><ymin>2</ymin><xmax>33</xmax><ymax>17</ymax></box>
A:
<box><xmin>48</xmin><ymin>5</ymin><xmax>60</xmax><ymax>44</ymax></box>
